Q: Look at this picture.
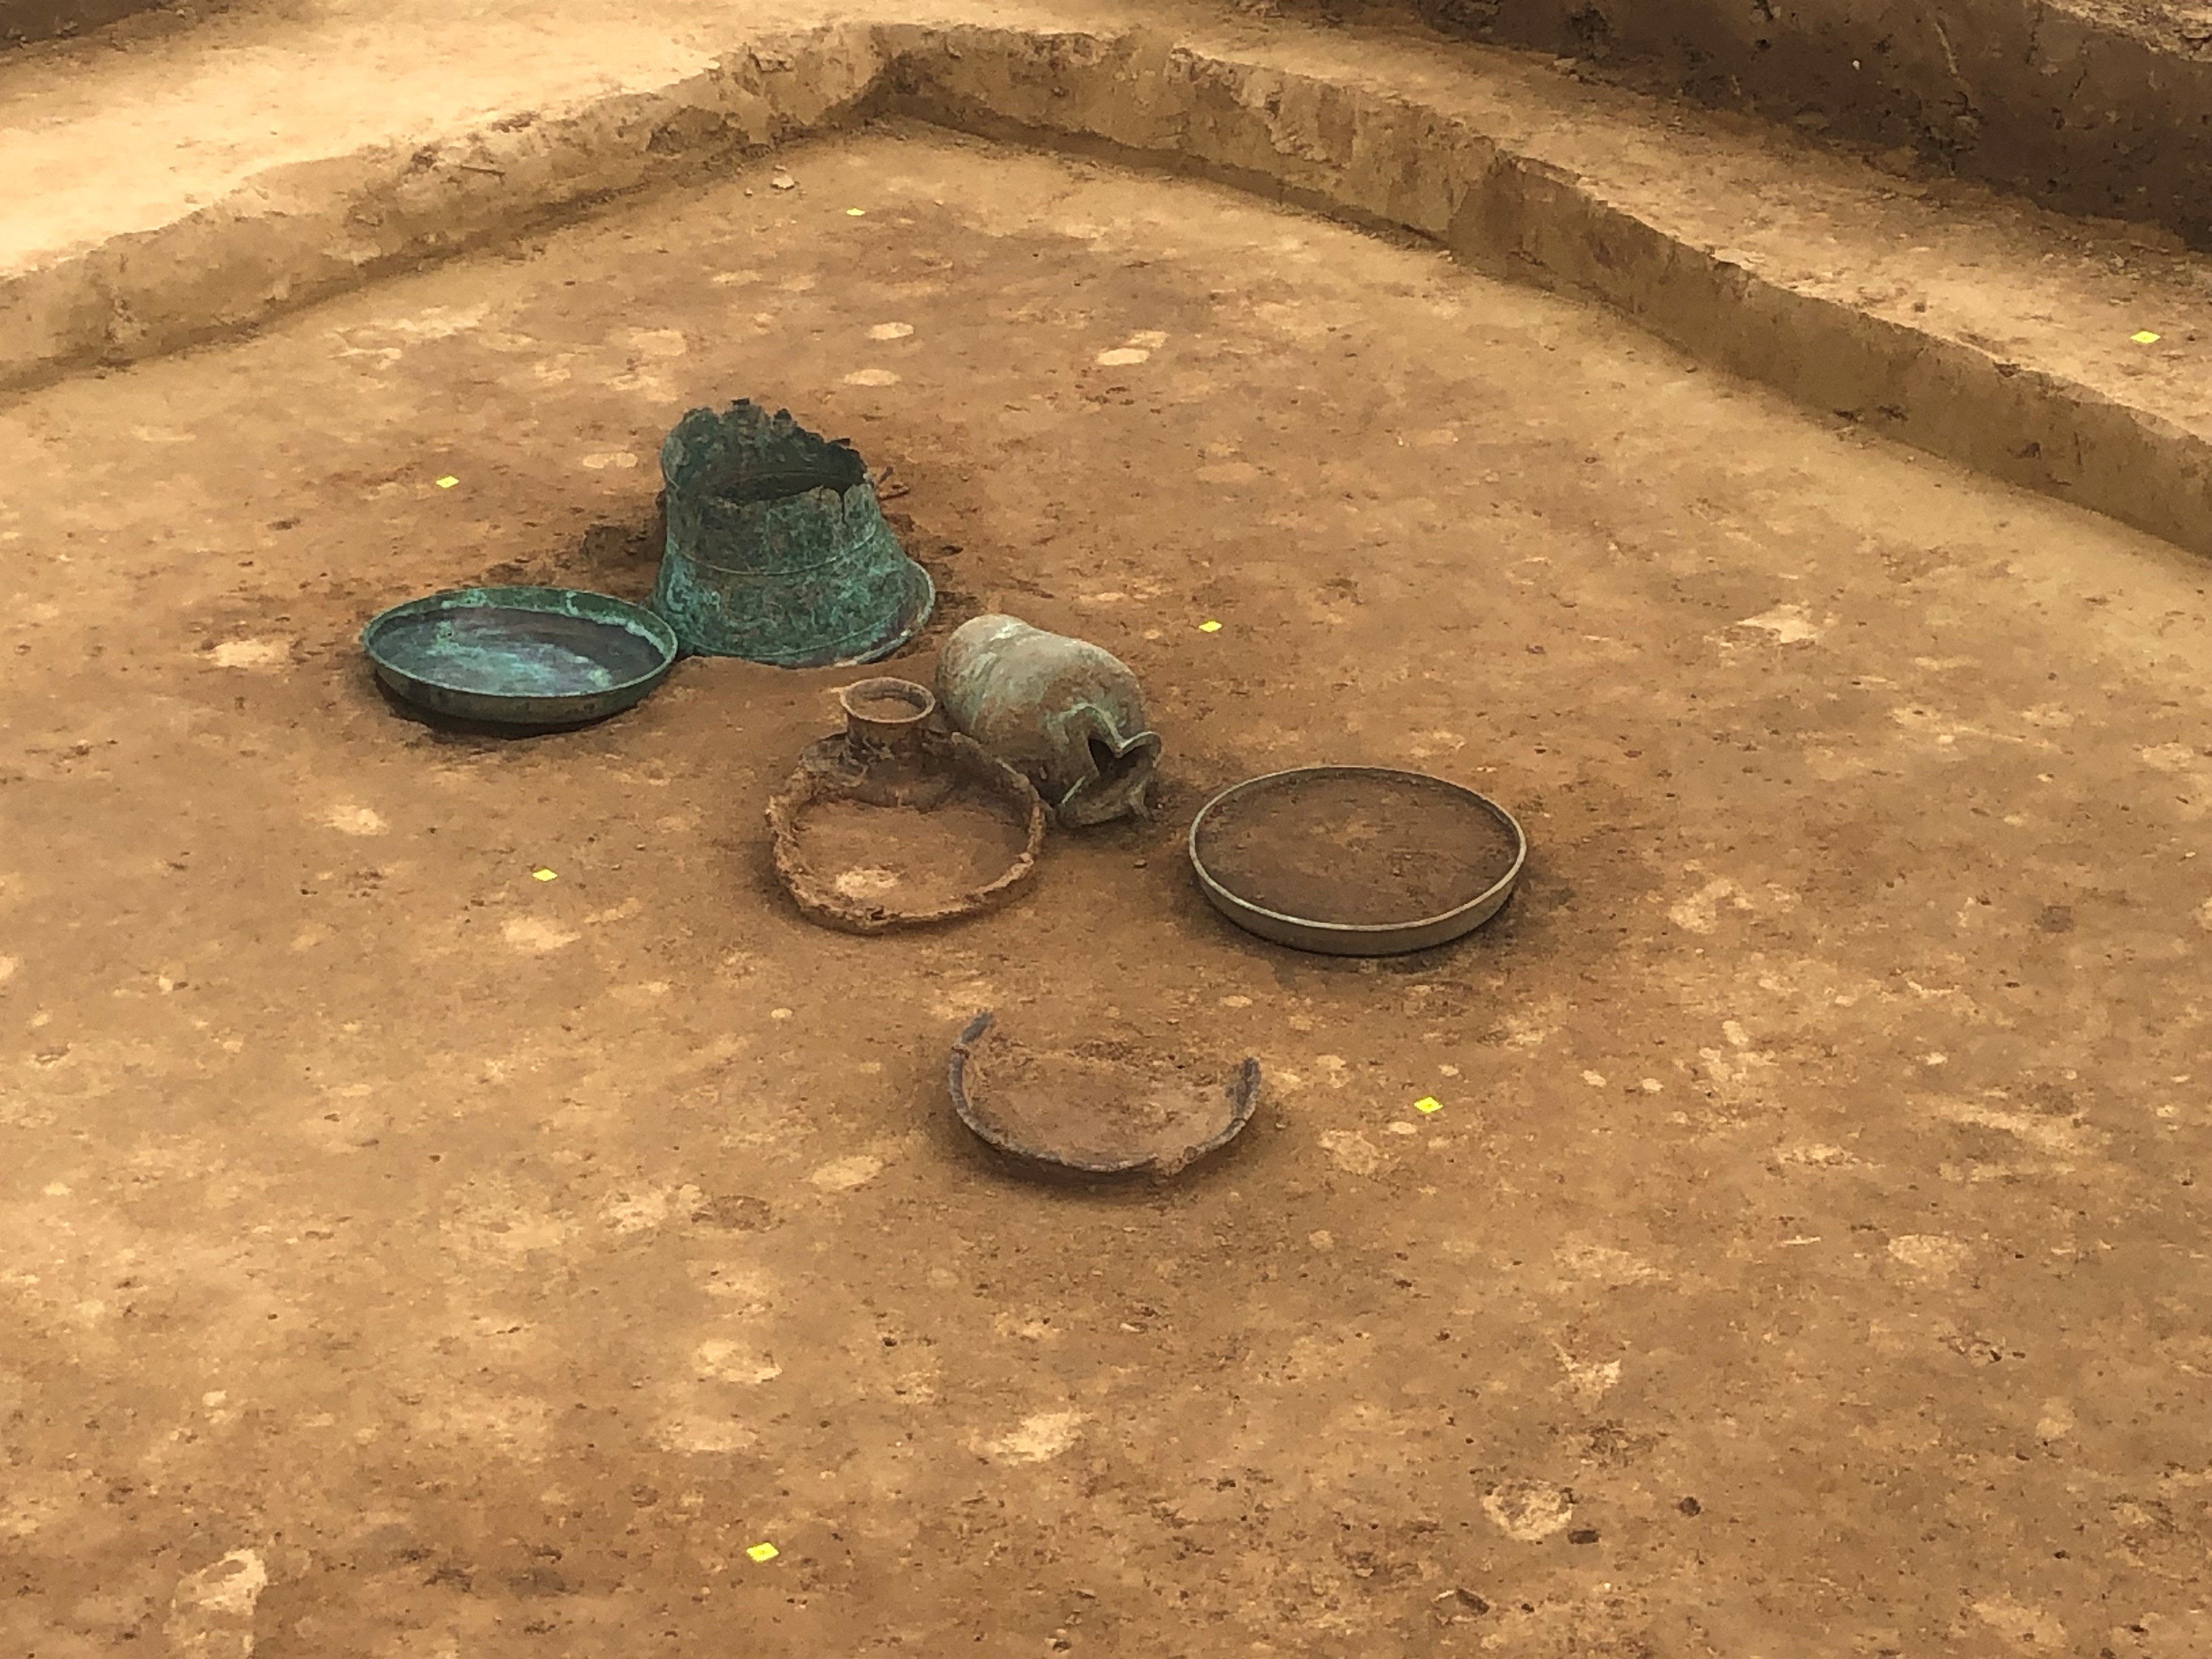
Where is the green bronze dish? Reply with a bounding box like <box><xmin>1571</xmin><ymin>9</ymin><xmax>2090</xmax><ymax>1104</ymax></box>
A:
<box><xmin>362</xmin><ymin>585</ymin><xmax>680</xmax><ymax>727</ymax></box>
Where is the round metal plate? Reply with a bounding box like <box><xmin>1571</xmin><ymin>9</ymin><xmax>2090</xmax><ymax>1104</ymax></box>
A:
<box><xmin>361</xmin><ymin>585</ymin><xmax>680</xmax><ymax>727</ymax></box>
<box><xmin>1188</xmin><ymin>765</ymin><xmax>1527</xmax><ymax>956</ymax></box>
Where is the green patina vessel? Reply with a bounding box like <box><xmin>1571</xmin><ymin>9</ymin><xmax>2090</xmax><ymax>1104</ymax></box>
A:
<box><xmin>934</xmin><ymin>615</ymin><xmax>1160</xmax><ymax>827</ymax></box>
<box><xmin>652</xmin><ymin>401</ymin><xmax>933</xmax><ymax>668</ymax></box>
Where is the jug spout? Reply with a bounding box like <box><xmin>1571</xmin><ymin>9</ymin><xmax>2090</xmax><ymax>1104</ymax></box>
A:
<box><xmin>1055</xmin><ymin>707</ymin><xmax>1162</xmax><ymax>826</ymax></box>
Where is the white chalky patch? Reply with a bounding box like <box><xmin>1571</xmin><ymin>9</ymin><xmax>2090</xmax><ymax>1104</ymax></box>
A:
<box><xmin>1482</xmin><ymin>1481</ymin><xmax>1573</xmax><ymax>1541</ymax></box>
<box><xmin>2138</xmin><ymin>742</ymin><xmax>2201</xmax><ymax>772</ymax></box>
<box><xmin>1556</xmin><ymin>1240</ymin><xmax>1668</xmax><ymax>1285</ymax></box>
<box><xmin>1970</xmin><ymin>1596</ymin><xmax>2066</xmax><ymax>1652</ymax></box>
<box><xmin>1733</xmin><ymin>603</ymin><xmax>1823</xmax><ymax>642</ymax></box>
<box><xmin>867</xmin><ymin>321</ymin><xmax>916</xmax><ymax>340</ymax></box>
<box><xmin>1928</xmin><ymin>1099</ymin><xmax>2101</xmax><ymax>1159</ymax></box>
<box><xmin>1777</xmin><ymin>1143</ymin><xmax>1858</xmax><ymax>1167</ymax></box>
<box><xmin>603</xmin><ymin>1189</ymin><xmax>676</xmax><ymax>1233</ymax></box>
<box><xmin>209</xmin><ymin>639</ymin><xmax>291</xmax><ymax>669</ymax></box>
<box><xmin>657</xmin><ymin>1414</ymin><xmax>760</xmax><ymax>1453</ymax></box>
<box><xmin>501</xmin><ymin>917</ymin><xmax>578</xmax><ymax>953</ymax></box>
<box><xmin>1887</xmin><ymin>1233</ymin><xmax>1971</xmax><ymax>1278</ymax></box>
<box><xmin>1668</xmin><ymin>876</ymin><xmax>1753</xmax><ymax>933</ymax></box>
<box><xmin>843</xmin><ymin>368</ymin><xmax>900</xmax><ymax>386</ymax></box>
<box><xmin>621</xmin><ymin>328</ymin><xmax>690</xmax><ymax>357</ymax></box>
<box><xmin>324</xmin><ymin>805</ymin><xmax>387</xmax><ymax>837</ymax></box>
<box><xmin>694</xmin><ymin>1341</ymin><xmax>781</xmax><ymax>1384</ymax></box>
<box><xmin>373</xmin><ymin>306</ymin><xmax>486</xmax><ymax>341</ymax></box>
<box><xmin>978</xmin><ymin>1410</ymin><xmax>1084</xmax><ymax>1464</ymax></box>
<box><xmin>1557</xmin><ymin>1351</ymin><xmax>1622</xmax><ymax>1402</ymax></box>
<box><xmin>166</xmin><ymin>1548</ymin><xmax>269</xmax><ymax>1659</ymax></box>
<box><xmin>809</xmin><ymin>1154</ymin><xmax>883</xmax><ymax>1192</ymax></box>
<box><xmin>1319</xmin><ymin>1129</ymin><xmax>1382</xmax><ymax>1175</ymax></box>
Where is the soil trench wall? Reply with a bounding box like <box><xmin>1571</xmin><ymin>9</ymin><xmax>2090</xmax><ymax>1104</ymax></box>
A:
<box><xmin>1405</xmin><ymin>0</ymin><xmax>2212</xmax><ymax>249</ymax></box>
<box><xmin>2</xmin><ymin>0</ymin><xmax>174</xmax><ymax>46</ymax></box>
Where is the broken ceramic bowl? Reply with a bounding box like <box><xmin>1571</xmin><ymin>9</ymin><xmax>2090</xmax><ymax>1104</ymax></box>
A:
<box><xmin>948</xmin><ymin>1011</ymin><xmax>1260</xmax><ymax>1178</ymax></box>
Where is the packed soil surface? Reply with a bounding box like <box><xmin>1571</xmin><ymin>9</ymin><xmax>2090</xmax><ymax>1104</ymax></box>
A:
<box><xmin>4</xmin><ymin>123</ymin><xmax>2212</xmax><ymax>1658</ymax></box>
<box><xmin>1196</xmin><ymin>769</ymin><xmax>1523</xmax><ymax>925</ymax></box>
<box><xmin>787</xmin><ymin>791</ymin><xmax>1032</xmax><ymax>912</ymax></box>
<box><xmin>955</xmin><ymin>1023</ymin><xmax>1251</xmax><ymax>1172</ymax></box>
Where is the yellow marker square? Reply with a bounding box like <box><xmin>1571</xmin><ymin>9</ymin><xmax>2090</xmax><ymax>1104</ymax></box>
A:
<box><xmin>2131</xmin><ymin>330</ymin><xmax>2162</xmax><ymax>344</ymax></box>
<box><xmin>846</xmin><ymin>207</ymin><xmax>867</xmax><ymax>217</ymax></box>
<box><xmin>1198</xmin><ymin>619</ymin><xmax>1223</xmax><ymax>633</ymax></box>
<box><xmin>1414</xmin><ymin>1096</ymin><xmax>1443</xmax><ymax>1115</ymax></box>
<box><xmin>746</xmin><ymin>1543</ymin><xmax>779</xmax><ymax>1564</ymax></box>
<box><xmin>435</xmin><ymin>475</ymin><xmax>459</xmax><ymax>489</ymax></box>
<box><xmin>532</xmin><ymin>868</ymin><xmax>558</xmax><ymax>882</ymax></box>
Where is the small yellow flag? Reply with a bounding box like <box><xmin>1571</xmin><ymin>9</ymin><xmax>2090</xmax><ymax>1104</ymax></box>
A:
<box><xmin>746</xmin><ymin>1543</ymin><xmax>779</xmax><ymax>1564</ymax></box>
<box><xmin>1414</xmin><ymin>1096</ymin><xmax>1443</xmax><ymax>1115</ymax></box>
<box><xmin>532</xmin><ymin>868</ymin><xmax>558</xmax><ymax>882</ymax></box>
<box><xmin>1198</xmin><ymin>619</ymin><xmax>1223</xmax><ymax>634</ymax></box>
<box><xmin>435</xmin><ymin>475</ymin><xmax>459</xmax><ymax>489</ymax></box>
<box><xmin>2131</xmin><ymin>330</ymin><xmax>2161</xmax><ymax>345</ymax></box>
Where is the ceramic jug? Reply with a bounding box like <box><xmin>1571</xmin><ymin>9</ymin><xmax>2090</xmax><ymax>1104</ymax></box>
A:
<box><xmin>934</xmin><ymin>616</ymin><xmax>1161</xmax><ymax>827</ymax></box>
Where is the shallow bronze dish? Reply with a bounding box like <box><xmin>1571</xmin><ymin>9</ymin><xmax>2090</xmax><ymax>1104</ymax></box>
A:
<box><xmin>362</xmin><ymin>585</ymin><xmax>679</xmax><ymax>727</ymax></box>
<box><xmin>1188</xmin><ymin>765</ymin><xmax>1526</xmax><ymax>956</ymax></box>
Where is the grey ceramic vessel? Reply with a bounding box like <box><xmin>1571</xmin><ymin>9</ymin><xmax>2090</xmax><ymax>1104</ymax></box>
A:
<box><xmin>933</xmin><ymin>614</ymin><xmax>1161</xmax><ymax>827</ymax></box>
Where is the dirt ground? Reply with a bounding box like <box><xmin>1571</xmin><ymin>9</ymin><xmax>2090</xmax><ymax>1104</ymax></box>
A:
<box><xmin>4</xmin><ymin>124</ymin><xmax>2212</xmax><ymax>1657</ymax></box>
